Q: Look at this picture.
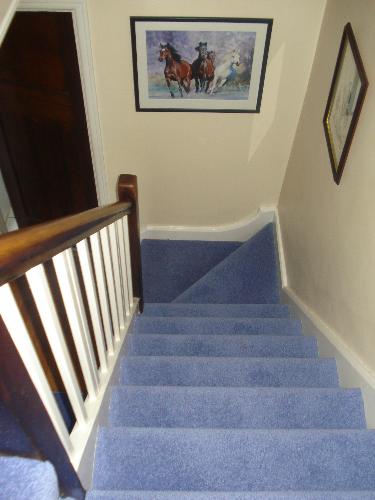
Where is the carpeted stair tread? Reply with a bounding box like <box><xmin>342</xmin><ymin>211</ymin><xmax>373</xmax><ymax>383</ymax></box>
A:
<box><xmin>141</xmin><ymin>239</ymin><xmax>241</xmax><ymax>302</ymax></box>
<box><xmin>120</xmin><ymin>356</ymin><xmax>338</xmax><ymax>387</ymax></box>
<box><xmin>0</xmin><ymin>456</ymin><xmax>59</xmax><ymax>500</ymax></box>
<box><xmin>87</xmin><ymin>491</ymin><xmax>375</xmax><ymax>499</ymax></box>
<box><xmin>93</xmin><ymin>427</ymin><xmax>375</xmax><ymax>491</ymax></box>
<box><xmin>173</xmin><ymin>224</ymin><xmax>280</xmax><ymax>304</ymax></box>
<box><xmin>143</xmin><ymin>303</ymin><xmax>291</xmax><ymax>318</ymax></box>
<box><xmin>127</xmin><ymin>334</ymin><xmax>318</xmax><ymax>358</ymax></box>
<box><xmin>109</xmin><ymin>386</ymin><xmax>366</xmax><ymax>429</ymax></box>
<box><xmin>133</xmin><ymin>317</ymin><xmax>302</xmax><ymax>336</ymax></box>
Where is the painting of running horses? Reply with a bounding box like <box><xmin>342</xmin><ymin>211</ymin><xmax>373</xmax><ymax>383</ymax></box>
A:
<box><xmin>130</xmin><ymin>17</ymin><xmax>273</xmax><ymax>112</ymax></box>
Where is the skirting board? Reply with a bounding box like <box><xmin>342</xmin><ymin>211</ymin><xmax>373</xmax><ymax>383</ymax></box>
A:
<box><xmin>76</xmin><ymin>302</ymin><xmax>139</xmax><ymax>489</ymax></box>
<box><xmin>141</xmin><ymin>206</ymin><xmax>275</xmax><ymax>242</ymax></box>
<box><xmin>282</xmin><ymin>287</ymin><xmax>375</xmax><ymax>428</ymax></box>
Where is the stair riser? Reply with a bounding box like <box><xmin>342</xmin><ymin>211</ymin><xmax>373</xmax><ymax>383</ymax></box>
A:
<box><xmin>109</xmin><ymin>387</ymin><xmax>365</xmax><ymax>429</ymax></box>
<box><xmin>134</xmin><ymin>317</ymin><xmax>302</xmax><ymax>336</ymax></box>
<box><xmin>127</xmin><ymin>335</ymin><xmax>318</xmax><ymax>358</ymax></box>
<box><xmin>143</xmin><ymin>304</ymin><xmax>291</xmax><ymax>318</ymax></box>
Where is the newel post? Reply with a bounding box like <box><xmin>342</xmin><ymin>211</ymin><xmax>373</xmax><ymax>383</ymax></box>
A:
<box><xmin>117</xmin><ymin>174</ymin><xmax>144</xmax><ymax>312</ymax></box>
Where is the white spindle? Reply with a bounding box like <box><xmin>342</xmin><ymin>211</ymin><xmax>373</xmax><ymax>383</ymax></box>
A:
<box><xmin>100</xmin><ymin>226</ymin><xmax>120</xmax><ymax>342</ymax></box>
<box><xmin>53</xmin><ymin>249</ymin><xmax>99</xmax><ymax>400</ymax></box>
<box><xmin>116</xmin><ymin>218</ymin><xmax>130</xmax><ymax>316</ymax></box>
<box><xmin>77</xmin><ymin>238</ymin><xmax>108</xmax><ymax>373</ymax></box>
<box><xmin>122</xmin><ymin>216</ymin><xmax>134</xmax><ymax>306</ymax></box>
<box><xmin>26</xmin><ymin>265</ymin><xmax>87</xmax><ymax>425</ymax></box>
<box><xmin>0</xmin><ymin>284</ymin><xmax>73</xmax><ymax>452</ymax></box>
<box><xmin>108</xmin><ymin>222</ymin><xmax>125</xmax><ymax>328</ymax></box>
<box><xmin>90</xmin><ymin>232</ymin><xmax>114</xmax><ymax>355</ymax></box>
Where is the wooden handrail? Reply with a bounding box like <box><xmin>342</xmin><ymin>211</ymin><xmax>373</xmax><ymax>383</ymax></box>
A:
<box><xmin>0</xmin><ymin>200</ymin><xmax>131</xmax><ymax>286</ymax></box>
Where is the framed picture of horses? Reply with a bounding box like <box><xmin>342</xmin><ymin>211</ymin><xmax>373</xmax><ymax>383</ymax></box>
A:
<box><xmin>130</xmin><ymin>17</ymin><xmax>273</xmax><ymax>113</ymax></box>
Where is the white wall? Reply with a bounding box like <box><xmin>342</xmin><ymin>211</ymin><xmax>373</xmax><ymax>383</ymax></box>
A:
<box><xmin>279</xmin><ymin>0</ymin><xmax>375</xmax><ymax>375</ymax></box>
<box><xmin>87</xmin><ymin>0</ymin><xmax>326</xmax><ymax>229</ymax></box>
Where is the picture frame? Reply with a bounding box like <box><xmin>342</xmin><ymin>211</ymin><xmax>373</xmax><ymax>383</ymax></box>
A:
<box><xmin>130</xmin><ymin>16</ymin><xmax>273</xmax><ymax>113</ymax></box>
<box><xmin>323</xmin><ymin>23</ymin><xmax>368</xmax><ymax>185</ymax></box>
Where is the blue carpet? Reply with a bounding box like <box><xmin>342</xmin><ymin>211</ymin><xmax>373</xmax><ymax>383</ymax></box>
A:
<box><xmin>86</xmin><ymin>491</ymin><xmax>375</xmax><ymax>500</ymax></box>
<box><xmin>87</xmin><ymin>491</ymin><xmax>375</xmax><ymax>499</ymax></box>
<box><xmin>173</xmin><ymin>224</ymin><xmax>280</xmax><ymax>304</ymax></box>
<box><xmin>93</xmin><ymin>428</ymin><xmax>375</xmax><ymax>491</ymax></box>
<box><xmin>120</xmin><ymin>356</ymin><xmax>338</xmax><ymax>387</ymax></box>
<box><xmin>89</xmin><ymin>225</ymin><xmax>375</xmax><ymax>497</ymax></box>
<box><xmin>127</xmin><ymin>334</ymin><xmax>318</xmax><ymax>358</ymax></box>
<box><xmin>109</xmin><ymin>386</ymin><xmax>365</xmax><ymax>429</ymax></box>
<box><xmin>0</xmin><ymin>457</ymin><xmax>59</xmax><ymax>500</ymax></box>
<box><xmin>141</xmin><ymin>239</ymin><xmax>241</xmax><ymax>302</ymax></box>
<box><xmin>133</xmin><ymin>316</ymin><xmax>302</xmax><ymax>336</ymax></box>
<box><xmin>143</xmin><ymin>303</ymin><xmax>291</xmax><ymax>317</ymax></box>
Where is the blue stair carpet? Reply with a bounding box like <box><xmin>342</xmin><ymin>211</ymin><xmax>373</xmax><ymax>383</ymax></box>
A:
<box><xmin>127</xmin><ymin>334</ymin><xmax>318</xmax><ymax>357</ymax></box>
<box><xmin>87</xmin><ymin>491</ymin><xmax>375</xmax><ymax>499</ymax></box>
<box><xmin>143</xmin><ymin>303</ymin><xmax>291</xmax><ymax>318</ymax></box>
<box><xmin>89</xmin><ymin>226</ymin><xmax>375</xmax><ymax>498</ymax></box>
<box><xmin>173</xmin><ymin>224</ymin><xmax>280</xmax><ymax>304</ymax></box>
<box><xmin>141</xmin><ymin>239</ymin><xmax>241</xmax><ymax>302</ymax></box>
<box><xmin>133</xmin><ymin>316</ymin><xmax>302</xmax><ymax>336</ymax></box>
<box><xmin>0</xmin><ymin>457</ymin><xmax>60</xmax><ymax>500</ymax></box>
<box><xmin>109</xmin><ymin>386</ymin><xmax>365</xmax><ymax>429</ymax></box>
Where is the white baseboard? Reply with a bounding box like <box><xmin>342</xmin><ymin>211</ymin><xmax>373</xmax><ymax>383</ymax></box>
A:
<box><xmin>76</xmin><ymin>302</ymin><xmax>139</xmax><ymax>488</ymax></box>
<box><xmin>274</xmin><ymin>208</ymin><xmax>288</xmax><ymax>288</ymax></box>
<box><xmin>141</xmin><ymin>206</ymin><xmax>275</xmax><ymax>242</ymax></box>
<box><xmin>282</xmin><ymin>287</ymin><xmax>375</xmax><ymax>428</ymax></box>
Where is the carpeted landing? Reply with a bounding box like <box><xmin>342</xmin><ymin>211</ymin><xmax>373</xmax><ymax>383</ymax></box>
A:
<box><xmin>88</xmin><ymin>224</ymin><xmax>375</xmax><ymax>499</ymax></box>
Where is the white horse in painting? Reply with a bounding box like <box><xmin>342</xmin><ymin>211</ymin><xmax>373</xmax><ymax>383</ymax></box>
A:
<box><xmin>209</xmin><ymin>50</ymin><xmax>240</xmax><ymax>95</ymax></box>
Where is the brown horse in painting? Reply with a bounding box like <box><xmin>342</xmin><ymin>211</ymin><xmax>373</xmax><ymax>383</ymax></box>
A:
<box><xmin>192</xmin><ymin>42</ymin><xmax>215</xmax><ymax>93</ymax></box>
<box><xmin>159</xmin><ymin>43</ymin><xmax>192</xmax><ymax>98</ymax></box>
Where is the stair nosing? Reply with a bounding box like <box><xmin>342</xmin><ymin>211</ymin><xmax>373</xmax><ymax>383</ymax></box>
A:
<box><xmin>111</xmin><ymin>384</ymin><xmax>360</xmax><ymax>393</ymax></box>
<box><xmin>124</xmin><ymin>355</ymin><xmax>335</xmax><ymax>362</ymax></box>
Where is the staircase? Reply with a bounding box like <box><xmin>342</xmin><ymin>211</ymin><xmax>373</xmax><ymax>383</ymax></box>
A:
<box><xmin>88</xmin><ymin>225</ymin><xmax>375</xmax><ymax>499</ymax></box>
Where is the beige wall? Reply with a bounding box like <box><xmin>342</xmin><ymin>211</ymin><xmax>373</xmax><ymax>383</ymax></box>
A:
<box><xmin>87</xmin><ymin>0</ymin><xmax>326</xmax><ymax>227</ymax></box>
<box><xmin>279</xmin><ymin>0</ymin><xmax>375</xmax><ymax>371</ymax></box>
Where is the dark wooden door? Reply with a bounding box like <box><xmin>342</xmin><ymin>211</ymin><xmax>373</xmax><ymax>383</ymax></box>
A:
<box><xmin>0</xmin><ymin>11</ymin><xmax>97</xmax><ymax>228</ymax></box>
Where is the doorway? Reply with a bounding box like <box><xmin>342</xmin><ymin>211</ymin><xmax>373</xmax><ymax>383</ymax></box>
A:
<box><xmin>0</xmin><ymin>10</ymin><xmax>98</xmax><ymax>228</ymax></box>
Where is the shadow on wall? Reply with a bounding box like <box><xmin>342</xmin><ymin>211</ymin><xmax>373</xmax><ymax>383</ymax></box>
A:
<box><xmin>248</xmin><ymin>43</ymin><xmax>286</xmax><ymax>162</ymax></box>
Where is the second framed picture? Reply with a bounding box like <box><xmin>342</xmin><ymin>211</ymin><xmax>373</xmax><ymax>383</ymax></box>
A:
<box><xmin>130</xmin><ymin>17</ymin><xmax>273</xmax><ymax>113</ymax></box>
<box><xmin>323</xmin><ymin>23</ymin><xmax>368</xmax><ymax>184</ymax></box>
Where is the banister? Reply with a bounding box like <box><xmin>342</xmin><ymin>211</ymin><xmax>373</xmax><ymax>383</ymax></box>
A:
<box><xmin>0</xmin><ymin>200</ymin><xmax>132</xmax><ymax>286</ymax></box>
<box><xmin>0</xmin><ymin>174</ymin><xmax>143</xmax><ymax>496</ymax></box>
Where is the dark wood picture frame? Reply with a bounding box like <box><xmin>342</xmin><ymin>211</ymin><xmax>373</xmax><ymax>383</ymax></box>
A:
<box><xmin>323</xmin><ymin>23</ymin><xmax>368</xmax><ymax>185</ymax></box>
<box><xmin>130</xmin><ymin>16</ymin><xmax>273</xmax><ymax>113</ymax></box>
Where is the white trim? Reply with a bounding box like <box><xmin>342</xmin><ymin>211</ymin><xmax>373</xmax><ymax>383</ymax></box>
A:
<box><xmin>282</xmin><ymin>286</ymin><xmax>375</xmax><ymax>428</ymax></box>
<box><xmin>274</xmin><ymin>208</ymin><xmax>288</xmax><ymax>288</ymax></box>
<box><xmin>17</xmin><ymin>0</ymin><xmax>109</xmax><ymax>205</ymax></box>
<box><xmin>0</xmin><ymin>0</ymin><xmax>18</xmax><ymax>45</ymax></box>
<box><xmin>73</xmin><ymin>300</ymin><xmax>139</xmax><ymax>489</ymax></box>
<box><xmin>141</xmin><ymin>206</ymin><xmax>276</xmax><ymax>242</ymax></box>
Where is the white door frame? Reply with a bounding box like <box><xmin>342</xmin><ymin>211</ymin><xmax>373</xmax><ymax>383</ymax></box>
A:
<box><xmin>13</xmin><ymin>0</ymin><xmax>109</xmax><ymax>205</ymax></box>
